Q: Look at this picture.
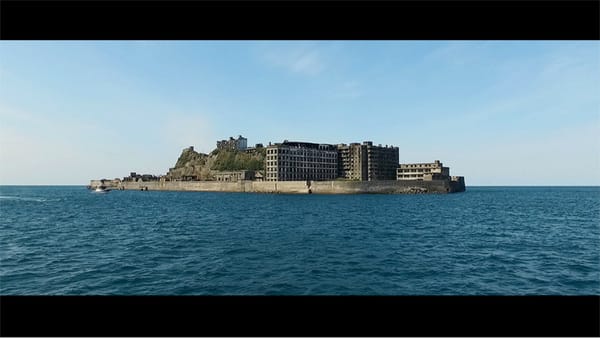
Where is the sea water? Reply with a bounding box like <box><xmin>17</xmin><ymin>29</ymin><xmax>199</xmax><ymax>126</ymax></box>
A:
<box><xmin>0</xmin><ymin>186</ymin><xmax>598</xmax><ymax>295</ymax></box>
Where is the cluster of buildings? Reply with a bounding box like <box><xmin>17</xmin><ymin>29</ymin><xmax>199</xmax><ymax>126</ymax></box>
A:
<box><xmin>216</xmin><ymin>135</ymin><xmax>248</xmax><ymax>151</ymax></box>
<box><xmin>216</xmin><ymin>135</ymin><xmax>264</xmax><ymax>154</ymax></box>
<box><xmin>261</xmin><ymin>137</ymin><xmax>461</xmax><ymax>183</ymax></box>
<box><xmin>116</xmin><ymin>135</ymin><xmax>463</xmax><ymax>184</ymax></box>
<box><xmin>264</xmin><ymin>140</ymin><xmax>400</xmax><ymax>182</ymax></box>
<box><xmin>122</xmin><ymin>172</ymin><xmax>160</xmax><ymax>182</ymax></box>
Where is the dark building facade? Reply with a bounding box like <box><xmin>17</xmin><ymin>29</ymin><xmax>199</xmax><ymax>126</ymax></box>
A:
<box><xmin>266</xmin><ymin>140</ymin><xmax>398</xmax><ymax>182</ymax></box>
<box><xmin>265</xmin><ymin>141</ymin><xmax>338</xmax><ymax>181</ymax></box>
<box><xmin>338</xmin><ymin>141</ymin><xmax>399</xmax><ymax>181</ymax></box>
<box><xmin>337</xmin><ymin>142</ymin><xmax>368</xmax><ymax>181</ymax></box>
<box><xmin>365</xmin><ymin>141</ymin><xmax>399</xmax><ymax>181</ymax></box>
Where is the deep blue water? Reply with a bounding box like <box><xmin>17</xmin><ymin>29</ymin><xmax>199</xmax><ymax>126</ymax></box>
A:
<box><xmin>0</xmin><ymin>186</ymin><xmax>598</xmax><ymax>295</ymax></box>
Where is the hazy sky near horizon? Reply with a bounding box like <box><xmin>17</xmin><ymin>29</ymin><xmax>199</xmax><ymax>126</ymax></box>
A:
<box><xmin>1</xmin><ymin>41</ymin><xmax>599</xmax><ymax>185</ymax></box>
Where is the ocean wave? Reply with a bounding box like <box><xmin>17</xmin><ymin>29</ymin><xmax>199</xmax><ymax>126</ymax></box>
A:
<box><xmin>0</xmin><ymin>195</ymin><xmax>49</xmax><ymax>202</ymax></box>
<box><xmin>1</xmin><ymin>186</ymin><xmax>598</xmax><ymax>295</ymax></box>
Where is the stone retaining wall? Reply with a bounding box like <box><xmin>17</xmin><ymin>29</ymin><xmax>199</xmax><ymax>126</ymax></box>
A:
<box><xmin>90</xmin><ymin>178</ymin><xmax>465</xmax><ymax>194</ymax></box>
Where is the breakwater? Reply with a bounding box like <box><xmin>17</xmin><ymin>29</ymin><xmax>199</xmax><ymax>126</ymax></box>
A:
<box><xmin>90</xmin><ymin>178</ymin><xmax>466</xmax><ymax>194</ymax></box>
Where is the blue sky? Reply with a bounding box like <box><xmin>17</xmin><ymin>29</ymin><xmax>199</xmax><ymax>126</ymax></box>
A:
<box><xmin>0</xmin><ymin>41</ymin><xmax>598</xmax><ymax>185</ymax></box>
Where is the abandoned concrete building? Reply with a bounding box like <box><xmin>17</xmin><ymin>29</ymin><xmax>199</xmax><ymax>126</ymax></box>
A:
<box><xmin>397</xmin><ymin>160</ymin><xmax>451</xmax><ymax>180</ymax></box>
<box><xmin>214</xmin><ymin>170</ymin><xmax>257</xmax><ymax>182</ymax></box>
<box><xmin>265</xmin><ymin>141</ymin><xmax>338</xmax><ymax>181</ymax></box>
<box><xmin>123</xmin><ymin>172</ymin><xmax>160</xmax><ymax>182</ymax></box>
<box><xmin>216</xmin><ymin>135</ymin><xmax>248</xmax><ymax>151</ymax></box>
<box><xmin>125</xmin><ymin>134</ymin><xmax>463</xmax><ymax>185</ymax></box>
<box><xmin>337</xmin><ymin>143</ymin><xmax>368</xmax><ymax>180</ymax></box>
<box><xmin>364</xmin><ymin>142</ymin><xmax>399</xmax><ymax>181</ymax></box>
<box><xmin>244</xmin><ymin>143</ymin><xmax>264</xmax><ymax>154</ymax></box>
<box><xmin>337</xmin><ymin>141</ymin><xmax>399</xmax><ymax>181</ymax></box>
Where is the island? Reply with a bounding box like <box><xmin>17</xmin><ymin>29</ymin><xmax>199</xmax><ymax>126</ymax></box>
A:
<box><xmin>89</xmin><ymin>135</ymin><xmax>466</xmax><ymax>194</ymax></box>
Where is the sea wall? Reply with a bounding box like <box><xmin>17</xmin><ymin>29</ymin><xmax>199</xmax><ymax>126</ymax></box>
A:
<box><xmin>309</xmin><ymin>180</ymin><xmax>454</xmax><ymax>194</ymax></box>
<box><xmin>90</xmin><ymin>178</ymin><xmax>465</xmax><ymax>194</ymax></box>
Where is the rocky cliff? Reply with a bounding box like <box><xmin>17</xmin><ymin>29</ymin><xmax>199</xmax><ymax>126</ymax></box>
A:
<box><xmin>166</xmin><ymin>146</ymin><xmax>266</xmax><ymax>180</ymax></box>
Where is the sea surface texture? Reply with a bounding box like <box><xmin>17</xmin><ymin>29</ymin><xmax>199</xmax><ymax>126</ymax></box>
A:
<box><xmin>1</xmin><ymin>186</ymin><xmax>598</xmax><ymax>295</ymax></box>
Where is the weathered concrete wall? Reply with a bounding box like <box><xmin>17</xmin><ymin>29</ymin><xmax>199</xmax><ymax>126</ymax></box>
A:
<box><xmin>450</xmin><ymin>176</ymin><xmax>466</xmax><ymax>192</ymax></box>
<box><xmin>121</xmin><ymin>180</ymin><xmax>243</xmax><ymax>192</ymax></box>
<box><xmin>90</xmin><ymin>178</ymin><xmax>465</xmax><ymax>194</ymax></box>
<box><xmin>310</xmin><ymin>180</ymin><xmax>452</xmax><ymax>194</ymax></box>
<box><xmin>89</xmin><ymin>179</ymin><xmax>121</xmax><ymax>189</ymax></box>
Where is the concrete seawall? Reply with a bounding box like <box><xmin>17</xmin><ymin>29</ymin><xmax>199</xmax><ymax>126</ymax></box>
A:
<box><xmin>90</xmin><ymin>179</ymin><xmax>466</xmax><ymax>194</ymax></box>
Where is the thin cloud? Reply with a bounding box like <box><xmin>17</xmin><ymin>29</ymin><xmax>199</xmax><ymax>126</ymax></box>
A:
<box><xmin>423</xmin><ymin>41</ymin><xmax>492</xmax><ymax>66</ymax></box>
<box><xmin>262</xmin><ymin>45</ymin><xmax>326</xmax><ymax>76</ymax></box>
<box><xmin>289</xmin><ymin>49</ymin><xmax>324</xmax><ymax>75</ymax></box>
<box><xmin>430</xmin><ymin>45</ymin><xmax>600</xmax><ymax>126</ymax></box>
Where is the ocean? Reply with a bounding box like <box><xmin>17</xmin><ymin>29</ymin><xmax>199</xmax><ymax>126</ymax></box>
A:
<box><xmin>0</xmin><ymin>186</ymin><xmax>598</xmax><ymax>295</ymax></box>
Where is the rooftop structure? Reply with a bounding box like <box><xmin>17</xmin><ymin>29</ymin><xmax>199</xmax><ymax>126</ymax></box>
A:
<box><xmin>217</xmin><ymin>135</ymin><xmax>248</xmax><ymax>151</ymax></box>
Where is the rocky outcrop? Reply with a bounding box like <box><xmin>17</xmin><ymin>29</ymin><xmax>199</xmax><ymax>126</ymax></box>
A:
<box><xmin>174</xmin><ymin>146</ymin><xmax>208</xmax><ymax>169</ymax></box>
<box><xmin>165</xmin><ymin>146</ymin><xmax>210</xmax><ymax>180</ymax></box>
<box><xmin>166</xmin><ymin>146</ymin><xmax>266</xmax><ymax>180</ymax></box>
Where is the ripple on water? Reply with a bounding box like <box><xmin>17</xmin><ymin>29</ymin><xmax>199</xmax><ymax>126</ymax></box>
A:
<box><xmin>0</xmin><ymin>186</ymin><xmax>598</xmax><ymax>295</ymax></box>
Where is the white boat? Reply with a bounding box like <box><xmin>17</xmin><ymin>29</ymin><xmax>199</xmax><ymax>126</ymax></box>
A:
<box><xmin>93</xmin><ymin>186</ymin><xmax>110</xmax><ymax>193</ymax></box>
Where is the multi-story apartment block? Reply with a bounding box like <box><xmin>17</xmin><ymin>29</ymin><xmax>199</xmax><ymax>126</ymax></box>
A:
<box><xmin>397</xmin><ymin>160</ymin><xmax>450</xmax><ymax>180</ymax></box>
<box><xmin>217</xmin><ymin>135</ymin><xmax>248</xmax><ymax>151</ymax></box>
<box><xmin>338</xmin><ymin>141</ymin><xmax>399</xmax><ymax>181</ymax></box>
<box><xmin>364</xmin><ymin>141</ymin><xmax>399</xmax><ymax>181</ymax></box>
<box><xmin>337</xmin><ymin>143</ymin><xmax>368</xmax><ymax>181</ymax></box>
<box><xmin>265</xmin><ymin>141</ymin><xmax>338</xmax><ymax>181</ymax></box>
<box><xmin>337</xmin><ymin>141</ymin><xmax>399</xmax><ymax>181</ymax></box>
